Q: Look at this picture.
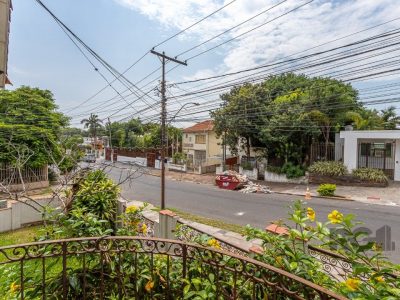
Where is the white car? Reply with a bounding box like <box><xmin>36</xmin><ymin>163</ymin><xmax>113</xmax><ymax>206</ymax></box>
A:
<box><xmin>82</xmin><ymin>154</ymin><xmax>96</xmax><ymax>163</ymax></box>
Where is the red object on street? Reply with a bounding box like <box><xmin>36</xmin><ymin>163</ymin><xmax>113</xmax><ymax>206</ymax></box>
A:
<box><xmin>215</xmin><ymin>175</ymin><xmax>244</xmax><ymax>190</ymax></box>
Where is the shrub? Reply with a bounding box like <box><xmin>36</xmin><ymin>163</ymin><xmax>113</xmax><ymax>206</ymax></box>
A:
<box><xmin>308</xmin><ymin>161</ymin><xmax>348</xmax><ymax>177</ymax></box>
<box><xmin>281</xmin><ymin>162</ymin><xmax>305</xmax><ymax>178</ymax></box>
<box><xmin>241</xmin><ymin>161</ymin><xmax>254</xmax><ymax>170</ymax></box>
<box><xmin>73</xmin><ymin>170</ymin><xmax>120</xmax><ymax>229</ymax></box>
<box><xmin>352</xmin><ymin>168</ymin><xmax>388</xmax><ymax>183</ymax></box>
<box><xmin>317</xmin><ymin>183</ymin><xmax>336</xmax><ymax>196</ymax></box>
<box><xmin>266</xmin><ymin>165</ymin><xmax>284</xmax><ymax>174</ymax></box>
<box><xmin>172</xmin><ymin>152</ymin><xmax>186</xmax><ymax>164</ymax></box>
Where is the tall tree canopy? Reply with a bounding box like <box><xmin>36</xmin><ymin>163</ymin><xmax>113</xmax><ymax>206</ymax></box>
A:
<box><xmin>0</xmin><ymin>86</ymin><xmax>69</xmax><ymax>167</ymax></box>
<box><xmin>105</xmin><ymin>119</ymin><xmax>182</xmax><ymax>150</ymax></box>
<box><xmin>212</xmin><ymin>73</ymin><xmax>392</xmax><ymax>166</ymax></box>
<box><xmin>81</xmin><ymin>113</ymin><xmax>103</xmax><ymax>141</ymax></box>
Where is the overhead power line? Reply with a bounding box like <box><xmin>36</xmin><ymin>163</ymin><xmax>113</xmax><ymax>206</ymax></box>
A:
<box><xmin>34</xmin><ymin>0</ymin><xmax>156</xmax><ymax>115</ymax></box>
<box><xmin>62</xmin><ymin>0</ymin><xmax>238</xmax><ymax>114</ymax></box>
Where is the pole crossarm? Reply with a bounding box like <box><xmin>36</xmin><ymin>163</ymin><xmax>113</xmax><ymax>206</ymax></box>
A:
<box><xmin>150</xmin><ymin>50</ymin><xmax>187</xmax><ymax>66</ymax></box>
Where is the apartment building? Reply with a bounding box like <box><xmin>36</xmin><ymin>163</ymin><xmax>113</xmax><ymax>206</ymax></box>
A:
<box><xmin>0</xmin><ymin>0</ymin><xmax>11</xmax><ymax>88</ymax></box>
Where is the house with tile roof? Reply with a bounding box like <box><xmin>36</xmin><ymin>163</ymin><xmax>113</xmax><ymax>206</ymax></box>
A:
<box><xmin>182</xmin><ymin>120</ymin><xmax>224</xmax><ymax>168</ymax></box>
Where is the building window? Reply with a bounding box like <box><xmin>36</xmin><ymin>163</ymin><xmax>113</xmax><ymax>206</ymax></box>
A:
<box><xmin>195</xmin><ymin>135</ymin><xmax>206</xmax><ymax>144</ymax></box>
<box><xmin>185</xmin><ymin>134</ymin><xmax>188</xmax><ymax>138</ymax></box>
<box><xmin>189</xmin><ymin>136</ymin><xmax>192</xmax><ymax>142</ymax></box>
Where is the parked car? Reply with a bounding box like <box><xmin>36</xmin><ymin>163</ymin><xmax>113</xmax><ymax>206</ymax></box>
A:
<box><xmin>82</xmin><ymin>154</ymin><xmax>96</xmax><ymax>163</ymax></box>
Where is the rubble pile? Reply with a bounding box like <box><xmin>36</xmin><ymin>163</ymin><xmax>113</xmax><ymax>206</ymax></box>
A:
<box><xmin>216</xmin><ymin>170</ymin><xmax>272</xmax><ymax>193</ymax></box>
<box><xmin>240</xmin><ymin>181</ymin><xmax>272</xmax><ymax>194</ymax></box>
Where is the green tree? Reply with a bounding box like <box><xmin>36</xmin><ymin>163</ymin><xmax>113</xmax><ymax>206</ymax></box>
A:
<box><xmin>81</xmin><ymin>113</ymin><xmax>103</xmax><ymax>149</ymax></box>
<box><xmin>380</xmin><ymin>106</ymin><xmax>400</xmax><ymax>129</ymax></box>
<box><xmin>212</xmin><ymin>73</ymin><xmax>369</xmax><ymax>166</ymax></box>
<box><xmin>0</xmin><ymin>86</ymin><xmax>68</xmax><ymax>167</ymax></box>
<box><xmin>211</xmin><ymin>83</ymin><xmax>264</xmax><ymax>158</ymax></box>
<box><xmin>306</xmin><ymin>110</ymin><xmax>333</xmax><ymax>160</ymax></box>
<box><xmin>345</xmin><ymin>110</ymin><xmax>383</xmax><ymax>130</ymax></box>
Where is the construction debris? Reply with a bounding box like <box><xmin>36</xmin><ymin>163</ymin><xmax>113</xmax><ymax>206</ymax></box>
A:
<box><xmin>216</xmin><ymin>170</ymin><xmax>272</xmax><ymax>193</ymax></box>
<box><xmin>240</xmin><ymin>181</ymin><xmax>272</xmax><ymax>194</ymax></box>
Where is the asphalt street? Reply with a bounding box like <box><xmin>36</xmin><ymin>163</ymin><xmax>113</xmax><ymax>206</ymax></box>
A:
<box><xmin>106</xmin><ymin>163</ymin><xmax>400</xmax><ymax>263</ymax></box>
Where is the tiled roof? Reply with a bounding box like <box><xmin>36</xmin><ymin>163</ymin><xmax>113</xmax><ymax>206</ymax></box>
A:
<box><xmin>183</xmin><ymin>120</ymin><xmax>214</xmax><ymax>133</ymax></box>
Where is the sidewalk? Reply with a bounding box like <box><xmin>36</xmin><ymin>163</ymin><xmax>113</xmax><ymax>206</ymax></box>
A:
<box><xmin>265</xmin><ymin>182</ymin><xmax>400</xmax><ymax>206</ymax></box>
<box><xmin>154</xmin><ymin>169</ymin><xmax>400</xmax><ymax>207</ymax></box>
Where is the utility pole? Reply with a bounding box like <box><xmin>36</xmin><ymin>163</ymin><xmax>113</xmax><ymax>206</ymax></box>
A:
<box><xmin>151</xmin><ymin>50</ymin><xmax>187</xmax><ymax>210</ymax></box>
<box><xmin>107</xmin><ymin>117</ymin><xmax>113</xmax><ymax>162</ymax></box>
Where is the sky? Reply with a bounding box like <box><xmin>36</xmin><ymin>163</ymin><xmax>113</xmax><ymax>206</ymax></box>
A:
<box><xmin>7</xmin><ymin>0</ymin><xmax>400</xmax><ymax>127</ymax></box>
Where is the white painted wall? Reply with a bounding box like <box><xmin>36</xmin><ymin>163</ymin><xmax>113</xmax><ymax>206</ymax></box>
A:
<box><xmin>395</xmin><ymin>139</ymin><xmax>400</xmax><ymax>181</ymax></box>
<box><xmin>341</xmin><ymin>135</ymin><xmax>358</xmax><ymax>171</ymax></box>
<box><xmin>0</xmin><ymin>207</ymin><xmax>11</xmax><ymax>232</ymax></box>
<box><xmin>239</xmin><ymin>166</ymin><xmax>258</xmax><ymax>180</ymax></box>
<box><xmin>168</xmin><ymin>163</ymin><xmax>187</xmax><ymax>172</ymax></box>
<box><xmin>117</xmin><ymin>156</ymin><xmax>147</xmax><ymax>166</ymax></box>
<box><xmin>264</xmin><ymin>171</ymin><xmax>307</xmax><ymax>184</ymax></box>
<box><xmin>0</xmin><ymin>196</ymin><xmax>62</xmax><ymax>233</ymax></box>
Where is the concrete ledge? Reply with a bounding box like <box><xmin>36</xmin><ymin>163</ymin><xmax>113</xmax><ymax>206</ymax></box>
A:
<box><xmin>8</xmin><ymin>180</ymin><xmax>49</xmax><ymax>192</ymax></box>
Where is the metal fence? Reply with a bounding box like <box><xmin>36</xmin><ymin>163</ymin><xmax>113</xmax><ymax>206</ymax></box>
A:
<box><xmin>310</xmin><ymin>143</ymin><xmax>335</xmax><ymax>164</ymax></box>
<box><xmin>0</xmin><ymin>164</ymin><xmax>48</xmax><ymax>185</ymax></box>
<box><xmin>140</xmin><ymin>212</ymin><xmax>357</xmax><ymax>284</ymax></box>
<box><xmin>0</xmin><ymin>237</ymin><xmax>345</xmax><ymax>299</ymax></box>
<box><xmin>176</xmin><ymin>219</ymin><xmax>356</xmax><ymax>283</ymax></box>
<box><xmin>357</xmin><ymin>142</ymin><xmax>395</xmax><ymax>179</ymax></box>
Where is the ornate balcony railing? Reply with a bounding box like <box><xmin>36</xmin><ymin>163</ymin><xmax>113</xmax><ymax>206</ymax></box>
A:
<box><xmin>0</xmin><ymin>237</ymin><xmax>346</xmax><ymax>300</ymax></box>
<box><xmin>139</xmin><ymin>213</ymin><xmax>356</xmax><ymax>283</ymax></box>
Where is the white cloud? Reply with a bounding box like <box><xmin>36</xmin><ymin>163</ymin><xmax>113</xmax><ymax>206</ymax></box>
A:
<box><xmin>115</xmin><ymin>0</ymin><xmax>400</xmax><ymax>84</ymax></box>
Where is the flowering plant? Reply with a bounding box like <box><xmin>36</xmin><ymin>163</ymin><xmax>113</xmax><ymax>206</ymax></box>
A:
<box><xmin>117</xmin><ymin>203</ymin><xmax>149</xmax><ymax>236</ymax></box>
<box><xmin>245</xmin><ymin>200</ymin><xmax>400</xmax><ymax>299</ymax></box>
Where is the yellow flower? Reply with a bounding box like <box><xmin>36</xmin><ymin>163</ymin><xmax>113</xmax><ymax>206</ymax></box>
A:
<box><xmin>10</xmin><ymin>282</ymin><xmax>20</xmax><ymax>293</ymax></box>
<box><xmin>276</xmin><ymin>256</ymin><xmax>283</xmax><ymax>266</ymax></box>
<box><xmin>372</xmin><ymin>242</ymin><xmax>382</xmax><ymax>252</ymax></box>
<box><xmin>145</xmin><ymin>280</ymin><xmax>154</xmax><ymax>292</ymax></box>
<box><xmin>141</xmin><ymin>223</ymin><xmax>148</xmax><ymax>234</ymax></box>
<box><xmin>307</xmin><ymin>207</ymin><xmax>316</xmax><ymax>221</ymax></box>
<box><xmin>207</xmin><ymin>238</ymin><xmax>221</xmax><ymax>250</ymax></box>
<box><xmin>345</xmin><ymin>278</ymin><xmax>360</xmax><ymax>291</ymax></box>
<box><xmin>126</xmin><ymin>205</ymin><xmax>138</xmax><ymax>214</ymax></box>
<box><xmin>129</xmin><ymin>220</ymin><xmax>140</xmax><ymax>227</ymax></box>
<box><xmin>373</xmin><ymin>275</ymin><xmax>385</xmax><ymax>283</ymax></box>
<box><xmin>328</xmin><ymin>210</ymin><xmax>343</xmax><ymax>224</ymax></box>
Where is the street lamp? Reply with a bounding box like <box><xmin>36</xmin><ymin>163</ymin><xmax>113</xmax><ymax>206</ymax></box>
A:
<box><xmin>160</xmin><ymin>102</ymin><xmax>199</xmax><ymax>210</ymax></box>
<box><xmin>167</xmin><ymin>102</ymin><xmax>200</xmax><ymax>126</ymax></box>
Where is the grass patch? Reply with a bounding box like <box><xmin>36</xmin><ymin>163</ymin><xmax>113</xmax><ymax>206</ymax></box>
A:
<box><xmin>152</xmin><ymin>207</ymin><xmax>246</xmax><ymax>235</ymax></box>
<box><xmin>0</xmin><ymin>225</ymin><xmax>43</xmax><ymax>247</ymax></box>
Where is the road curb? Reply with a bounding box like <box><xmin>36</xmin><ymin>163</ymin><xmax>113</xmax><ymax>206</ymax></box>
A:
<box><xmin>272</xmin><ymin>191</ymin><xmax>355</xmax><ymax>201</ymax></box>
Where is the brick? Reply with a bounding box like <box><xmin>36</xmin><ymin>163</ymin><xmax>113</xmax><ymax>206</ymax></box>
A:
<box><xmin>249</xmin><ymin>245</ymin><xmax>264</xmax><ymax>255</ymax></box>
<box><xmin>265</xmin><ymin>224</ymin><xmax>289</xmax><ymax>235</ymax></box>
<box><xmin>159</xmin><ymin>210</ymin><xmax>177</xmax><ymax>217</ymax></box>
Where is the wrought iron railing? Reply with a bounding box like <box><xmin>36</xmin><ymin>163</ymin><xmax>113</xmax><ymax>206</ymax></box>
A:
<box><xmin>0</xmin><ymin>237</ymin><xmax>346</xmax><ymax>300</ymax></box>
<box><xmin>142</xmin><ymin>213</ymin><xmax>355</xmax><ymax>282</ymax></box>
